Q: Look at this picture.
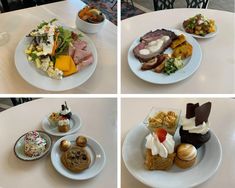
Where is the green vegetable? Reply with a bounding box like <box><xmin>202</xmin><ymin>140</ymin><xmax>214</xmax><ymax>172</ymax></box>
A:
<box><xmin>164</xmin><ymin>58</ymin><xmax>178</xmax><ymax>75</ymax></box>
<box><xmin>37</xmin><ymin>18</ymin><xmax>57</xmax><ymax>29</ymax></box>
<box><xmin>55</xmin><ymin>26</ymin><xmax>72</xmax><ymax>56</ymax></box>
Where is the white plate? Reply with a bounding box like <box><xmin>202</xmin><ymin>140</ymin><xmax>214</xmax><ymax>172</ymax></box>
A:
<box><xmin>181</xmin><ymin>24</ymin><xmax>218</xmax><ymax>39</ymax></box>
<box><xmin>14</xmin><ymin>131</ymin><xmax>52</xmax><ymax>161</ymax></box>
<box><xmin>51</xmin><ymin>134</ymin><xmax>106</xmax><ymax>180</ymax></box>
<box><xmin>42</xmin><ymin>114</ymin><xmax>81</xmax><ymax>137</ymax></box>
<box><xmin>122</xmin><ymin>124</ymin><xmax>222</xmax><ymax>188</ymax></box>
<box><xmin>128</xmin><ymin>29</ymin><xmax>202</xmax><ymax>84</ymax></box>
<box><xmin>14</xmin><ymin>26</ymin><xmax>97</xmax><ymax>91</ymax></box>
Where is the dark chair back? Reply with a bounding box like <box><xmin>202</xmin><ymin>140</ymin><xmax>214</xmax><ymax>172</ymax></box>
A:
<box><xmin>153</xmin><ymin>0</ymin><xmax>175</xmax><ymax>11</ymax></box>
<box><xmin>186</xmin><ymin>0</ymin><xmax>209</xmax><ymax>8</ymax></box>
<box><xmin>11</xmin><ymin>98</ymin><xmax>33</xmax><ymax>106</ymax></box>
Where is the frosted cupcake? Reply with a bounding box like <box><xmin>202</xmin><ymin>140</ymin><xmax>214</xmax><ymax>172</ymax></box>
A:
<box><xmin>179</xmin><ymin>102</ymin><xmax>211</xmax><ymax>149</ymax></box>
<box><xmin>24</xmin><ymin>131</ymin><xmax>47</xmax><ymax>157</ymax></box>
<box><xmin>58</xmin><ymin>118</ymin><xmax>70</xmax><ymax>132</ymax></box>
<box><xmin>144</xmin><ymin>128</ymin><xmax>176</xmax><ymax>170</ymax></box>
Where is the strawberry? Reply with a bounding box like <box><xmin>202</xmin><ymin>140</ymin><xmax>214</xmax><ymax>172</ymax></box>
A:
<box><xmin>155</xmin><ymin>128</ymin><xmax>167</xmax><ymax>143</ymax></box>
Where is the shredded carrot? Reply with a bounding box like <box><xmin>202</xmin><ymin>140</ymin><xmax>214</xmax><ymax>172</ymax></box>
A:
<box><xmin>51</xmin><ymin>31</ymin><xmax>59</xmax><ymax>56</ymax></box>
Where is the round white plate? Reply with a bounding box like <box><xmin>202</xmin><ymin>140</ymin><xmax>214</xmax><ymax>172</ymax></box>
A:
<box><xmin>181</xmin><ymin>24</ymin><xmax>218</xmax><ymax>39</ymax></box>
<box><xmin>122</xmin><ymin>124</ymin><xmax>222</xmax><ymax>188</ymax></box>
<box><xmin>128</xmin><ymin>29</ymin><xmax>202</xmax><ymax>84</ymax></box>
<box><xmin>14</xmin><ymin>26</ymin><xmax>97</xmax><ymax>91</ymax></box>
<box><xmin>42</xmin><ymin>114</ymin><xmax>81</xmax><ymax>137</ymax></box>
<box><xmin>51</xmin><ymin>134</ymin><xmax>106</xmax><ymax>180</ymax></box>
<box><xmin>14</xmin><ymin>131</ymin><xmax>52</xmax><ymax>161</ymax></box>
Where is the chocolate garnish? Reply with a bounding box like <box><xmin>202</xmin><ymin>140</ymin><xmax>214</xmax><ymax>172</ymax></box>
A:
<box><xmin>61</xmin><ymin>104</ymin><xmax>65</xmax><ymax>111</ymax></box>
<box><xmin>186</xmin><ymin>103</ymin><xmax>199</xmax><ymax>119</ymax></box>
<box><xmin>195</xmin><ymin>102</ymin><xmax>211</xmax><ymax>126</ymax></box>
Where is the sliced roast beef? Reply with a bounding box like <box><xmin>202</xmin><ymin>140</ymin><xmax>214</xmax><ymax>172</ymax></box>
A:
<box><xmin>133</xmin><ymin>29</ymin><xmax>177</xmax><ymax>62</ymax></box>
<box><xmin>140</xmin><ymin>29</ymin><xmax>177</xmax><ymax>43</ymax></box>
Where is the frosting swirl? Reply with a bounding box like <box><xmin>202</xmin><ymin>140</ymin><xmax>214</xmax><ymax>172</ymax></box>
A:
<box><xmin>145</xmin><ymin>132</ymin><xmax>175</xmax><ymax>158</ymax></box>
<box><xmin>182</xmin><ymin>117</ymin><xmax>209</xmax><ymax>134</ymax></box>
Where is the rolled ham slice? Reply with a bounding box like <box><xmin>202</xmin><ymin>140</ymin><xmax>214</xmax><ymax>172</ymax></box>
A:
<box><xmin>73</xmin><ymin>48</ymin><xmax>92</xmax><ymax>65</ymax></box>
<box><xmin>77</xmin><ymin>55</ymin><xmax>94</xmax><ymax>71</ymax></box>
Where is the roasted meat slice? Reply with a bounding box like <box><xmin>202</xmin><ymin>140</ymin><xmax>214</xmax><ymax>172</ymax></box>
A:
<box><xmin>133</xmin><ymin>29</ymin><xmax>177</xmax><ymax>62</ymax></box>
<box><xmin>141</xmin><ymin>54</ymin><xmax>169</xmax><ymax>70</ymax></box>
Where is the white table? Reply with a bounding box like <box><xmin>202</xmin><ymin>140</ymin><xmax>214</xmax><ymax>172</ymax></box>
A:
<box><xmin>0</xmin><ymin>98</ymin><xmax>117</xmax><ymax>188</ymax></box>
<box><xmin>121</xmin><ymin>9</ymin><xmax>235</xmax><ymax>93</ymax></box>
<box><xmin>121</xmin><ymin>98</ymin><xmax>235</xmax><ymax>187</ymax></box>
<box><xmin>0</xmin><ymin>0</ymin><xmax>117</xmax><ymax>93</ymax></box>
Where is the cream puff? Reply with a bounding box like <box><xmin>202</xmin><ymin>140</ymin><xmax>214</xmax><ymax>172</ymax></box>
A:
<box><xmin>76</xmin><ymin>136</ymin><xmax>87</xmax><ymax>147</ymax></box>
<box><xmin>60</xmin><ymin>140</ymin><xmax>71</xmax><ymax>152</ymax></box>
<box><xmin>174</xmin><ymin>143</ymin><xmax>197</xmax><ymax>169</ymax></box>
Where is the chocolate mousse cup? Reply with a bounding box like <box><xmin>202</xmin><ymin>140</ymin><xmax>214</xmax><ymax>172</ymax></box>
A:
<box><xmin>60</xmin><ymin>102</ymin><xmax>72</xmax><ymax>119</ymax></box>
<box><xmin>179</xmin><ymin>102</ymin><xmax>211</xmax><ymax>149</ymax></box>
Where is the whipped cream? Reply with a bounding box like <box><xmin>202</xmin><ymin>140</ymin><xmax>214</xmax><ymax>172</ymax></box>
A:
<box><xmin>182</xmin><ymin>117</ymin><xmax>209</xmax><ymax>135</ymax></box>
<box><xmin>58</xmin><ymin>119</ymin><xmax>70</xmax><ymax>126</ymax></box>
<box><xmin>145</xmin><ymin>132</ymin><xmax>175</xmax><ymax>158</ymax></box>
<box><xmin>60</xmin><ymin>108</ymin><xmax>71</xmax><ymax>115</ymax></box>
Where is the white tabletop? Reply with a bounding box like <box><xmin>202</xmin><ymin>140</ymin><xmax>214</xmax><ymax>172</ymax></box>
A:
<box><xmin>121</xmin><ymin>8</ymin><xmax>235</xmax><ymax>94</ymax></box>
<box><xmin>0</xmin><ymin>0</ymin><xmax>117</xmax><ymax>93</ymax></box>
<box><xmin>121</xmin><ymin>98</ymin><xmax>235</xmax><ymax>187</ymax></box>
<box><xmin>0</xmin><ymin>98</ymin><xmax>117</xmax><ymax>188</ymax></box>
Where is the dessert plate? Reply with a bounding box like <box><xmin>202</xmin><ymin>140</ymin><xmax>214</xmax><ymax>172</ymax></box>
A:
<box><xmin>128</xmin><ymin>29</ymin><xmax>202</xmax><ymax>84</ymax></box>
<box><xmin>14</xmin><ymin>131</ymin><xmax>52</xmax><ymax>161</ymax></box>
<box><xmin>122</xmin><ymin>124</ymin><xmax>222</xmax><ymax>188</ymax></box>
<box><xmin>14</xmin><ymin>26</ymin><xmax>97</xmax><ymax>91</ymax></box>
<box><xmin>51</xmin><ymin>134</ymin><xmax>106</xmax><ymax>180</ymax></box>
<box><xmin>181</xmin><ymin>24</ymin><xmax>218</xmax><ymax>39</ymax></box>
<box><xmin>42</xmin><ymin>114</ymin><xmax>81</xmax><ymax>137</ymax></box>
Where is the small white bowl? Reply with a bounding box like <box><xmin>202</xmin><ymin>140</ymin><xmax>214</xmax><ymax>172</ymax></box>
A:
<box><xmin>75</xmin><ymin>14</ymin><xmax>106</xmax><ymax>34</ymax></box>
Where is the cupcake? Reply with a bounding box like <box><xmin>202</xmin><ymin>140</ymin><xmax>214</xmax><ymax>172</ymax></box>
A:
<box><xmin>144</xmin><ymin>128</ymin><xmax>176</xmax><ymax>170</ymax></box>
<box><xmin>148</xmin><ymin>110</ymin><xmax>179</xmax><ymax>135</ymax></box>
<box><xmin>24</xmin><ymin>131</ymin><xmax>47</xmax><ymax>157</ymax></box>
<box><xmin>60</xmin><ymin>102</ymin><xmax>72</xmax><ymax>119</ymax></box>
<box><xmin>175</xmin><ymin>143</ymin><xmax>197</xmax><ymax>169</ymax></box>
<box><xmin>58</xmin><ymin>118</ymin><xmax>70</xmax><ymax>132</ymax></box>
<box><xmin>48</xmin><ymin>112</ymin><xmax>60</xmax><ymax>127</ymax></box>
<box><xmin>179</xmin><ymin>102</ymin><xmax>211</xmax><ymax>149</ymax></box>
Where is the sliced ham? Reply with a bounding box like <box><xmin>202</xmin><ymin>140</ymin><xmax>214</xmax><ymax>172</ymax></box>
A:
<box><xmin>77</xmin><ymin>55</ymin><xmax>94</xmax><ymax>71</ymax></box>
<box><xmin>73</xmin><ymin>48</ymin><xmax>92</xmax><ymax>65</ymax></box>
<box><xmin>73</xmin><ymin>40</ymin><xmax>87</xmax><ymax>50</ymax></box>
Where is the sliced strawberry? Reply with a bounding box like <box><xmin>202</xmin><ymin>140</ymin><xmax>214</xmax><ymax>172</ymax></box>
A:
<box><xmin>155</xmin><ymin>128</ymin><xmax>167</xmax><ymax>143</ymax></box>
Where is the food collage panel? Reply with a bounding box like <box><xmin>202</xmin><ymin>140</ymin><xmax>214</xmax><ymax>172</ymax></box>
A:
<box><xmin>0</xmin><ymin>0</ymin><xmax>234</xmax><ymax>188</ymax></box>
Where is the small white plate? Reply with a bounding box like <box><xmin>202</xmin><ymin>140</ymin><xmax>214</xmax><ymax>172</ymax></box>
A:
<box><xmin>181</xmin><ymin>24</ymin><xmax>218</xmax><ymax>39</ymax></box>
<box><xmin>51</xmin><ymin>134</ymin><xmax>106</xmax><ymax>180</ymax></box>
<box><xmin>14</xmin><ymin>26</ymin><xmax>97</xmax><ymax>91</ymax></box>
<box><xmin>122</xmin><ymin>124</ymin><xmax>222</xmax><ymax>188</ymax></box>
<box><xmin>42</xmin><ymin>114</ymin><xmax>81</xmax><ymax>137</ymax></box>
<box><xmin>14</xmin><ymin>131</ymin><xmax>52</xmax><ymax>161</ymax></box>
<box><xmin>128</xmin><ymin>29</ymin><xmax>202</xmax><ymax>84</ymax></box>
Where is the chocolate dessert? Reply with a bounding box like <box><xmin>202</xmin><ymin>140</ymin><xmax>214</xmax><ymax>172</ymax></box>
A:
<box><xmin>179</xmin><ymin>102</ymin><xmax>211</xmax><ymax>149</ymax></box>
